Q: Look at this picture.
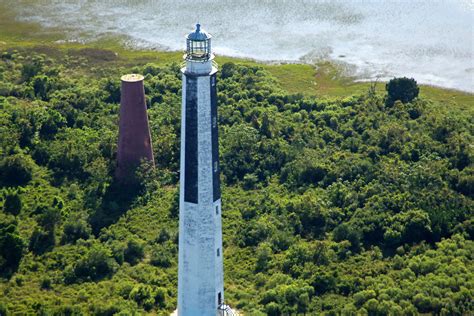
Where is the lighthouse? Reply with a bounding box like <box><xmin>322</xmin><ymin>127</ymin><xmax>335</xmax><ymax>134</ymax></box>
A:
<box><xmin>178</xmin><ymin>24</ymin><xmax>230</xmax><ymax>316</ymax></box>
<box><xmin>116</xmin><ymin>74</ymin><xmax>154</xmax><ymax>181</ymax></box>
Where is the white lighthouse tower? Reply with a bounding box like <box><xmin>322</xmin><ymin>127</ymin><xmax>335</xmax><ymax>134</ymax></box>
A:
<box><xmin>178</xmin><ymin>24</ymin><xmax>231</xmax><ymax>316</ymax></box>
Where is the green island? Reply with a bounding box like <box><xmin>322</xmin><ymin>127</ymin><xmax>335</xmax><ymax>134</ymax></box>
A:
<box><xmin>0</xmin><ymin>9</ymin><xmax>473</xmax><ymax>315</ymax></box>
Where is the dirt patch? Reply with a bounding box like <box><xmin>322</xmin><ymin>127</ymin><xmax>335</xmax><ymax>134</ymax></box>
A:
<box><xmin>69</xmin><ymin>48</ymin><xmax>118</xmax><ymax>63</ymax></box>
<box><xmin>31</xmin><ymin>45</ymin><xmax>62</xmax><ymax>58</ymax></box>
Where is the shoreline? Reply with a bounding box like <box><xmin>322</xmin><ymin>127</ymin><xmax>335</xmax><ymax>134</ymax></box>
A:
<box><xmin>0</xmin><ymin>8</ymin><xmax>472</xmax><ymax>109</ymax></box>
<box><xmin>51</xmin><ymin>37</ymin><xmax>474</xmax><ymax>95</ymax></box>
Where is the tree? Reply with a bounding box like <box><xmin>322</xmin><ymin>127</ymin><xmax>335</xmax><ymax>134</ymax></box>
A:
<box><xmin>456</xmin><ymin>168</ymin><xmax>473</xmax><ymax>198</ymax></box>
<box><xmin>39</xmin><ymin>109</ymin><xmax>66</xmax><ymax>138</ymax></box>
<box><xmin>0</xmin><ymin>154</ymin><xmax>34</xmax><ymax>186</ymax></box>
<box><xmin>333</xmin><ymin>223</ymin><xmax>361</xmax><ymax>252</ymax></box>
<box><xmin>0</xmin><ymin>214</ymin><xmax>24</xmax><ymax>275</ymax></box>
<box><xmin>221</xmin><ymin>124</ymin><xmax>260</xmax><ymax>183</ymax></box>
<box><xmin>103</xmin><ymin>78</ymin><xmax>121</xmax><ymax>103</ymax></box>
<box><xmin>32</xmin><ymin>75</ymin><xmax>52</xmax><ymax>100</ymax></box>
<box><xmin>3</xmin><ymin>190</ymin><xmax>22</xmax><ymax>216</ymax></box>
<box><xmin>21</xmin><ymin>58</ymin><xmax>43</xmax><ymax>82</ymax></box>
<box><xmin>384</xmin><ymin>209</ymin><xmax>432</xmax><ymax>246</ymax></box>
<box><xmin>260</xmin><ymin>112</ymin><xmax>272</xmax><ymax>138</ymax></box>
<box><xmin>221</xmin><ymin>62</ymin><xmax>236</xmax><ymax>79</ymax></box>
<box><xmin>386</xmin><ymin>77</ymin><xmax>419</xmax><ymax>105</ymax></box>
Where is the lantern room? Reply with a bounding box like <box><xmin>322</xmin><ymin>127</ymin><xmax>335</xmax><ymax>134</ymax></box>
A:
<box><xmin>186</xmin><ymin>24</ymin><xmax>212</xmax><ymax>61</ymax></box>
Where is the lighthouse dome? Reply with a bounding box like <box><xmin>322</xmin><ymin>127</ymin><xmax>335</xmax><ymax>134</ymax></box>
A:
<box><xmin>187</xmin><ymin>23</ymin><xmax>211</xmax><ymax>41</ymax></box>
<box><xmin>186</xmin><ymin>24</ymin><xmax>212</xmax><ymax>61</ymax></box>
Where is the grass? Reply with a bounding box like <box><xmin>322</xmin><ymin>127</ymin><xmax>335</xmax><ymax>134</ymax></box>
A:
<box><xmin>1</xmin><ymin>3</ymin><xmax>472</xmax><ymax>110</ymax></box>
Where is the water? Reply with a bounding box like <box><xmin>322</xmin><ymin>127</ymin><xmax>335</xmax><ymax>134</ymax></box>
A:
<box><xmin>6</xmin><ymin>0</ymin><xmax>474</xmax><ymax>92</ymax></box>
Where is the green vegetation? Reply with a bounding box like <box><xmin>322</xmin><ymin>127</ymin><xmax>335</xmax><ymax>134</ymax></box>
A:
<box><xmin>0</xmin><ymin>8</ymin><xmax>473</xmax><ymax>314</ymax></box>
<box><xmin>386</xmin><ymin>77</ymin><xmax>420</xmax><ymax>106</ymax></box>
<box><xmin>0</xmin><ymin>44</ymin><xmax>472</xmax><ymax>315</ymax></box>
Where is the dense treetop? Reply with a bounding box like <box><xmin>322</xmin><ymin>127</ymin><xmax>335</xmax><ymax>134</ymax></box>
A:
<box><xmin>0</xmin><ymin>47</ymin><xmax>472</xmax><ymax>315</ymax></box>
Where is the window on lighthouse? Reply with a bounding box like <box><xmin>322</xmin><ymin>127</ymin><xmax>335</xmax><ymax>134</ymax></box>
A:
<box><xmin>190</xmin><ymin>40</ymin><xmax>207</xmax><ymax>58</ymax></box>
<box><xmin>217</xmin><ymin>248</ymin><xmax>220</xmax><ymax>257</ymax></box>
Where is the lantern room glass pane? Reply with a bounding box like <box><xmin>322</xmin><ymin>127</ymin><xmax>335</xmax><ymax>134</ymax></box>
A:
<box><xmin>187</xmin><ymin>39</ymin><xmax>210</xmax><ymax>60</ymax></box>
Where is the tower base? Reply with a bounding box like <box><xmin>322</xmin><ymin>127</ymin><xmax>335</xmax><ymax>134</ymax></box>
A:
<box><xmin>170</xmin><ymin>306</ymin><xmax>239</xmax><ymax>316</ymax></box>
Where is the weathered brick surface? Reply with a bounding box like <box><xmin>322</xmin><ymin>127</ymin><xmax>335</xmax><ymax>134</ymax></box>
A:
<box><xmin>116</xmin><ymin>75</ymin><xmax>154</xmax><ymax>180</ymax></box>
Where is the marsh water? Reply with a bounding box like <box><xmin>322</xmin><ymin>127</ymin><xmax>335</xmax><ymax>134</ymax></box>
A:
<box><xmin>5</xmin><ymin>0</ymin><xmax>474</xmax><ymax>91</ymax></box>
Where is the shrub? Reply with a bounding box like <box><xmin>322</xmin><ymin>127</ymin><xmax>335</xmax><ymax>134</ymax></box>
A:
<box><xmin>265</xmin><ymin>302</ymin><xmax>281</xmax><ymax>316</ymax></box>
<box><xmin>40</xmin><ymin>277</ymin><xmax>52</xmax><ymax>290</ymax></box>
<box><xmin>156</xmin><ymin>228</ymin><xmax>171</xmax><ymax>243</ymax></box>
<box><xmin>68</xmin><ymin>244</ymin><xmax>117</xmax><ymax>283</ymax></box>
<box><xmin>123</xmin><ymin>238</ymin><xmax>145</xmax><ymax>265</ymax></box>
<box><xmin>353</xmin><ymin>290</ymin><xmax>377</xmax><ymax>307</ymax></box>
<box><xmin>154</xmin><ymin>287</ymin><xmax>167</xmax><ymax>308</ymax></box>
<box><xmin>0</xmin><ymin>302</ymin><xmax>8</xmax><ymax>316</ymax></box>
<box><xmin>117</xmin><ymin>282</ymin><xmax>134</xmax><ymax>298</ymax></box>
<box><xmin>13</xmin><ymin>275</ymin><xmax>24</xmax><ymax>287</ymax></box>
<box><xmin>52</xmin><ymin>305</ymin><xmax>82</xmax><ymax>316</ymax></box>
<box><xmin>129</xmin><ymin>284</ymin><xmax>154</xmax><ymax>311</ymax></box>
<box><xmin>413</xmin><ymin>293</ymin><xmax>441</xmax><ymax>313</ymax></box>
<box><xmin>29</xmin><ymin>228</ymin><xmax>55</xmax><ymax>255</ymax></box>
<box><xmin>61</xmin><ymin>217</ymin><xmax>91</xmax><ymax>244</ymax></box>
<box><xmin>150</xmin><ymin>246</ymin><xmax>172</xmax><ymax>268</ymax></box>
<box><xmin>280</xmin><ymin>150</ymin><xmax>328</xmax><ymax>188</ymax></box>
<box><xmin>90</xmin><ymin>302</ymin><xmax>121</xmax><ymax>316</ymax></box>
<box><xmin>255</xmin><ymin>242</ymin><xmax>272</xmax><ymax>272</ymax></box>
<box><xmin>38</xmin><ymin>207</ymin><xmax>61</xmax><ymax>232</ymax></box>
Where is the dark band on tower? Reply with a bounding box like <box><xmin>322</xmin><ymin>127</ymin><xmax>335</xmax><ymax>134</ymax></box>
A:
<box><xmin>184</xmin><ymin>76</ymin><xmax>198</xmax><ymax>204</ymax></box>
<box><xmin>211</xmin><ymin>73</ymin><xmax>220</xmax><ymax>201</ymax></box>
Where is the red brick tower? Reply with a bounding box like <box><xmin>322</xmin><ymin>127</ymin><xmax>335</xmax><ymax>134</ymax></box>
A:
<box><xmin>116</xmin><ymin>74</ymin><xmax>154</xmax><ymax>180</ymax></box>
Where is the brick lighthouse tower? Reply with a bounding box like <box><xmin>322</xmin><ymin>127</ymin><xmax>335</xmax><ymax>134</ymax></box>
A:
<box><xmin>178</xmin><ymin>24</ymin><xmax>232</xmax><ymax>316</ymax></box>
<box><xmin>116</xmin><ymin>74</ymin><xmax>154</xmax><ymax>181</ymax></box>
